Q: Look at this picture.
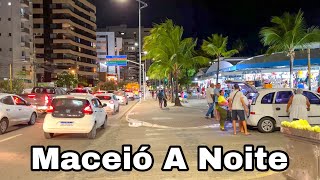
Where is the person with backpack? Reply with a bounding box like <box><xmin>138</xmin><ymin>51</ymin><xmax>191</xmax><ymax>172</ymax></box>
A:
<box><xmin>157</xmin><ymin>89</ymin><xmax>165</xmax><ymax>108</ymax></box>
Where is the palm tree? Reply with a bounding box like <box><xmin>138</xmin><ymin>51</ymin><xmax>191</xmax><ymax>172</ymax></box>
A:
<box><xmin>232</xmin><ymin>38</ymin><xmax>247</xmax><ymax>55</ymax></box>
<box><xmin>144</xmin><ymin>20</ymin><xmax>208</xmax><ymax>106</ymax></box>
<box><xmin>260</xmin><ymin>10</ymin><xmax>320</xmax><ymax>88</ymax></box>
<box><xmin>201</xmin><ymin>34</ymin><xmax>239</xmax><ymax>84</ymax></box>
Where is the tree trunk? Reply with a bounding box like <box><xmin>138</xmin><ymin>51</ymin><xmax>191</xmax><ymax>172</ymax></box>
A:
<box><xmin>289</xmin><ymin>53</ymin><xmax>294</xmax><ymax>88</ymax></box>
<box><xmin>174</xmin><ymin>71</ymin><xmax>182</xmax><ymax>106</ymax></box>
<box><xmin>186</xmin><ymin>69</ymin><xmax>190</xmax><ymax>92</ymax></box>
<box><xmin>170</xmin><ymin>72</ymin><xmax>174</xmax><ymax>103</ymax></box>
<box><xmin>307</xmin><ymin>48</ymin><xmax>311</xmax><ymax>90</ymax></box>
<box><xmin>216</xmin><ymin>56</ymin><xmax>220</xmax><ymax>84</ymax></box>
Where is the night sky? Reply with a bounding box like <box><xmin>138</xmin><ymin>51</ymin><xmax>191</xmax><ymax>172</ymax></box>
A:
<box><xmin>96</xmin><ymin>0</ymin><xmax>320</xmax><ymax>56</ymax></box>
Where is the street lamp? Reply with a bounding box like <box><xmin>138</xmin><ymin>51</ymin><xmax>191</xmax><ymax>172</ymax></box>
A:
<box><xmin>117</xmin><ymin>0</ymin><xmax>148</xmax><ymax>101</ymax></box>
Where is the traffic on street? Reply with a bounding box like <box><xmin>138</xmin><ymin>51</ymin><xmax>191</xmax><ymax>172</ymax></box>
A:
<box><xmin>0</xmin><ymin>0</ymin><xmax>320</xmax><ymax>179</ymax></box>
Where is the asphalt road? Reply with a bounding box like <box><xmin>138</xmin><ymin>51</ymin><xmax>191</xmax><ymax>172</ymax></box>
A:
<box><xmin>0</xmin><ymin>99</ymin><xmax>288</xmax><ymax>180</ymax></box>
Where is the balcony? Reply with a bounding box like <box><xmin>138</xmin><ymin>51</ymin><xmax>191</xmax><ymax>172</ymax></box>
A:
<box><xmin>21</xmin><ymin>40</ymin><xmax>31</xmax><ymax>49</ymax></box>
<box><xmin>20</xmin><ymin>0</ymin><xmax>30</xmax><ymax>7</ymax></box>
<box><xmin>21</xmin><ymin>27</ymin><xmax>30</xmax><ymax>34</ymax></box>
<box><xmin>21</xmin><ymin>13</ymin><xmax>29</xmax><ymax>21</ymax></box>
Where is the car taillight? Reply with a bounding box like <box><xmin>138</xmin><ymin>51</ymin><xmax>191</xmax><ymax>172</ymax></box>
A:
<box><xmin>45</xmin><ymin>95</ymin><xmax>49</xmax><ymax>104</ymax></box>
<box><xmin>46</xmin><ymin>106</ymin><xmax>54</xmax><ymax>113</ymax></box>
<box><xmin>28</xmin><ymin>94</ymin><xmax>36</xmax><ymax>98</ymax></box>
<box><xmin>83</xmin><ymin>105</ymin><xmax>93</xmax><ymax>115</ymax></box>
<box><xmin>250</xmin><ymin>112</ymin><xmax>255</xmax><ymax>115</ymax></box>
<box><xmin>109</xmin><ymin>100</ymin><xmax>114</xmax><ymax>104</ymax></box>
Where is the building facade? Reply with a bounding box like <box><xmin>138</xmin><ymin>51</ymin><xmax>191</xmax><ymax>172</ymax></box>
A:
<box><xmin>0</xmin><ymin>0</ymin><xmax>34</xmax><ymax>85</ymax></box>
<box><xmin>96</xmin><ymin>31</ymin><xmax>123</xmax><ymax>81</ymax></box>
<box><xmin>102</xmin><ymin>25</ymin><xmax>151</xmax><ymax>82</ymax></box>
<box><xmin>32</xmin><ymin>0</ymin><xmax>97</xmax><ymax>85</ymax></box>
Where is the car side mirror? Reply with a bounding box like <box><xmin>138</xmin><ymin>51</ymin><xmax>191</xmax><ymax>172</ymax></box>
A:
<box><xmin>26</xmin><ymin>102</ymin><xmax>31</xmax><ymax>106</ymax></box>
<box><xmin>102</xmin><ymin>104</ymin><xmax>107</xmax><ymax>107</ymax></box>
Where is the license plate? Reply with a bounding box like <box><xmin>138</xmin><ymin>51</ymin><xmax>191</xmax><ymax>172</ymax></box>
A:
<box><xmin>60</xmin><ymin>122</ymin><xmax>73</xmax><ymax>126</ymax></box>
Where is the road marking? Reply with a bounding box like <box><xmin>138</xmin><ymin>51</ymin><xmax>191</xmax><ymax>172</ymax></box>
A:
<box><xmin>151</xmin><ymin>117</ymin><xmax>173</xmax><ymax>120</ymax></box>
<box><xmin>0</xmin><ymin>134</ymin><xmax>22</xmax><ymax>143</ymax></box>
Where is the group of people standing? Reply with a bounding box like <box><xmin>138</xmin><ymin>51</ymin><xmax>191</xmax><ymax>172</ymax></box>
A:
<box><xmin>205</xmin><ymin>83</ymin><xmax>250</xmax><ymax>135</ymax></box>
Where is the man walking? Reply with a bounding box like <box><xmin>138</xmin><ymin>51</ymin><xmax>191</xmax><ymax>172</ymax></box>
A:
<box><xmin>205</xmin><ymin>83</ymin><xmax>215</xmax><ymax>119</ymax></box>
<box><xmin>229</xmin><ymin>84</ymin><xmax>250</xmax><ymax>135</ymax></box>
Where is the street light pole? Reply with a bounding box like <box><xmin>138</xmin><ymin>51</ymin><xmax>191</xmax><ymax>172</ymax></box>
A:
<box><xmin>137</xmin><ymin>0</ymin><xmax>147</xmax><ymax>101</ymax></box>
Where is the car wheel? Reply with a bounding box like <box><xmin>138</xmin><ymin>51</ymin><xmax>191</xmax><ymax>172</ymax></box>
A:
<box><xmin>258</xmin><ymin>117</ymin><xmax>276</xmax><ymax>133</ymax></box>
<box><xmin>44</xmin><ymin>132</ymin><xmax>54</xmax><ymax>139</ymax></box>
<box><xmin>102</xmin><ymin>116</ymin><xmax>108</xmax><ymax>129</ymax></box>
<box><xmin>87</xmin><ymin>123</ymin><xmax>97</xmax><ymax>139</ymax></box>
<box><xmin>0</xmin><ymin>118</ymin><xmax>9</xmax><ymax>135</ymax></box>
<box><xmin>28</xmin><ymin>113</ymin><xmax>37</xmax><ymax>125</ymax></box>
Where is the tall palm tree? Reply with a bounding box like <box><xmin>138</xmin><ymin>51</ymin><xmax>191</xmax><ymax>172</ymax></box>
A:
<box><xmin>144</xmin><ymin>20</ymin><xmax>208</xmax><ymax>106</ymax></box>
<box><xmin>260</xmin><ymin>10</ymin><xmax>320</xmax><ymax>88</ymax></box>
<box><xmin>201</xmin><ymin>34</ymin><xmax>239</xmax><ymax>84</ymax></box>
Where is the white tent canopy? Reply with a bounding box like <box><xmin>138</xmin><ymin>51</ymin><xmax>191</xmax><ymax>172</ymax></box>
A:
<box><xmin>206</xmin><ymin>61</ymin><xmax>233</xmax><ymax>74</ymax></box>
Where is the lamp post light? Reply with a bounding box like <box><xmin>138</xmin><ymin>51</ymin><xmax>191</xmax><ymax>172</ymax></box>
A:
<box><xmin>117</xmin><ymin>0</ymin><xmax>148</xmax><ymax>100</ymax></box>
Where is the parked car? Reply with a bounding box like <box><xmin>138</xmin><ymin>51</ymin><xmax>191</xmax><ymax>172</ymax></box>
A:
<box><xmin>114</xmin><ymin>91</ymin><xmax>128</xmax><ymax>105</ymax></box>
<box><xmin>246</xmin><ymin>88</ymin><xmax>320</xmax><ymax>133</ymax></box>
<box><xmin>0</xmin><ymin>94</ymin><xmax>37</xmax><ymax>134</ymax></box>
<box><xmin>43</xmin><ymin>95</ymin><xmax>107</xmax><ymax>139</ymax></box>
<box><xmin>95</xmin><ymin>93</ymin><xmax>120</xmax><ymax>115</ymax></box>
<box><xmin>69</xmin><ymin>88</ymin><xmax>92</xmax><ymax>95</ymax></box>
<box><xmin>19</xmin><ymin>87</ymin><xmax>66</xmax><ymax>113</ymax></box>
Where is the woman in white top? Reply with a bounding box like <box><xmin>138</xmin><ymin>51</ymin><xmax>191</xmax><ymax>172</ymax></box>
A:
<box><xmin>286</xmin><ymin>89</ymin><xmax>310</xmax><ymax>121</ymax></box>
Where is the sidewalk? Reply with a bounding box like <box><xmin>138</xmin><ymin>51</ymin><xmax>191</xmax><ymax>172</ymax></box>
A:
<box><xmin>128</xmin><ymin>98</ymin><xmax>217</xmax><ymax>128</ymax></box>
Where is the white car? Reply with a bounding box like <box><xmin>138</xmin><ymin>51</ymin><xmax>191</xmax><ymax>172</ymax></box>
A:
<box><xmin>114</xmin><ymin>91</ymin><xmax>128</xmax><ymax>105</ymax></box>
<box><xmin>0</xmin><ymin>94</ymin><xmax>37</xmax><ymax>134</ymax></box>
<box><xmin>125</xmin><ymin>90</ymin><xmax>134</xmax><ymax>100</ymax></box>
<box><xmin>69</xmin><ymin>88</ymin><xmax>92</xmax><ymax>95</ymax></box>
<box><xmin>246</xmin><ymin>88</ymin><xmax>320</xmax><ymax>133</ymax></box>
<box><xmin>43</xmin><ymin>95</ymin><xmax>108</xmax><ymax>139</ymax></box>
<box><xmin>95</xmin><ymin>93</ymin><xmax>120</xmax><ymax>115</ymax></box>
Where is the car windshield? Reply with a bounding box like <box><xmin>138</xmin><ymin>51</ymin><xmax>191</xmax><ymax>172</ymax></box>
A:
<box><xmin>70</xmin><ymin>89</ymin><xmax>87</xmax><ymax>93</ymax></box>
<box><xmin>32</xmin><ymin>87</ymin><xmax>55</xmax><ymax>94</ymax></box>
<box><xmin>97</xmin><ymin>96</ymin><xmax>112</xmax><ymax>100</ymax></box>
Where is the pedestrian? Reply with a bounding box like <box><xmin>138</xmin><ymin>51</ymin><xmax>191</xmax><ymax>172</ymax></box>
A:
<box><xmin>286</xmin><ymin>88</ymin><xmax>310</xmax><ymax>121</ymax></box>
<box><xmin>157</xmin><ymin>89</ymin><xmax>165</xmax><ymax>108</ymax></box>
<box><xmin>217</xmin><ymin>90</ymin><xmax>228</xmax><ymax>131</ymax></box>
<box><xmin>214</xmin><ymin>83</ymin><xmax>221</xmax><ymax>121</ymax></box>
<box><xmin>205</xmin><ymin>83</ymin><xmax>215</xmax><ymax>119</ymax></box>
<box><xmin>229</xmin><ymin>84</ymin><xmax>250</xmax><ymax>135</ymax></box>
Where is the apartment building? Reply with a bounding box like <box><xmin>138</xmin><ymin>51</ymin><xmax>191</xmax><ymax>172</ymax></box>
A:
<box><xmin>0</xmin><ymin>0</ymin><xmax>34</xmax><ymax>85</ymax></box>
<box><xmin>32</xmin><ymin>0</ymin><xmax>97</xmax><ymax>85</ymax></box>
<box><xmin>102</xmin><ymin>25</ymin><xmax>151</xmax><ymax>82</ymax></box>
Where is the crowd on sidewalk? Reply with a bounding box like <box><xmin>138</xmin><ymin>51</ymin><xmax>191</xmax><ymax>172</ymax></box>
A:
<box><xmin>205</xmin><ymin>83</ymin><xmax>250</xmax><ymax>135</ymax></box>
